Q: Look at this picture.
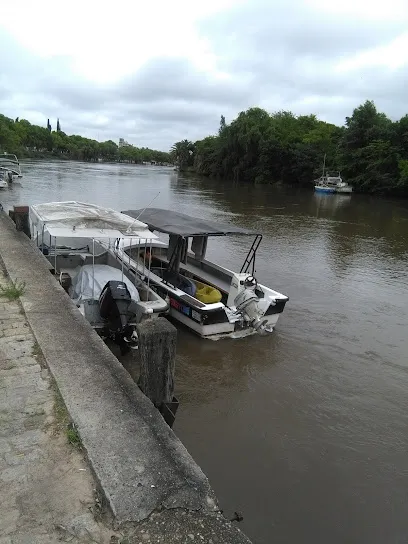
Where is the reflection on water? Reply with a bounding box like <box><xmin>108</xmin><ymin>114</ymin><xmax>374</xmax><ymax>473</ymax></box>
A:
<box><xmin>2</xmin><ymin>161</ymin><xmax>408</xmax><ymax>544</ymax></box>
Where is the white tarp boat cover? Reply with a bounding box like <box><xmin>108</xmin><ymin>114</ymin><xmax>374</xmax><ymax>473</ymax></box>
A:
<box><xmin>30</xmin><ymin>201</ymin><xmax>157</xmax><ymax>240</ymax></box>
<box><xmin>71</xmin><ymin>265</ymin><xmax>141</xmax><ymax>304</ymax></box>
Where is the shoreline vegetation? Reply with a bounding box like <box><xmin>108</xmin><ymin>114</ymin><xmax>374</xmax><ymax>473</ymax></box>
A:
<box><xmin>2</xmin><ymin>99</ymin><xmax>408</xmax><ymax>196</ymax></box>
<box><xmin>171</xmin><ymin>101</ymin><xmax>408</xmax><ymax>196</ymax></box>
<box><xmin>0</xmin><ymin>115</ymin><xmax>172</xmax><ymax>165</ymax></box>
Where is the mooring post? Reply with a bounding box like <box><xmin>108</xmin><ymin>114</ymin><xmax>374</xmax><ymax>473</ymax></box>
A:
<box><xmin>136</xmin><ymin>317</ymin><xmax>179</xmax><ymax>427</ymax></box>
<box><xmin>10</xmin><ymin>205</ymin><xmax>31</xmax><ymax>238</ymax></box>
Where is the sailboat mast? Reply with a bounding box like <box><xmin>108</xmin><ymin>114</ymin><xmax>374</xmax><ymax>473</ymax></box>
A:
<box><xmin>323</xmin><ymin>153</ymin><xmax>326</xmax><ymax>177</ymax></box>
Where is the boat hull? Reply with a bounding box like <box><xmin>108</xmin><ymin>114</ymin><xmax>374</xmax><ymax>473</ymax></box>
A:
<box><xmin>336</xmin><ymin>186</ymin><xmax>353</xmax><ymax>194</ymax></box>
<box><xmin>167</xmin><ymin>304</ymin><xmax>283</xmax><ymax>339</ymax></box>
<box><xmin>315</xmin><ymin>185</ymin><xmax>336</xmax><ymax>194</ymax></box>
<box><xmin>111</xmin><ymin>247</ymin><xmax>289</xmax><ymax>340</ymax></box>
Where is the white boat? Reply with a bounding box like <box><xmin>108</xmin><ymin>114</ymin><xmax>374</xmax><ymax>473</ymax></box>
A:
<box><xmin>314</xmin><ymin>155</ymin><xmax>352</xmax><ymax>194</ymax></box>
<box><xmin>107</xmin><ymin>208</ymin><xmax>289</xmax><ymax>340</ymax></box>
<box><xmin>0</xmin><ymin>153</ymin><xmax>22</xmax><ymax>183</ymax></box>
<box><xmin>315</xmin><ymin>172</ymin><xmax>352</xmax><ymax>194</ymax></box>
<box><xmin>29</xmin><ymin>201</ymin><xmax>169</xmax><ymax>352</ymax></box>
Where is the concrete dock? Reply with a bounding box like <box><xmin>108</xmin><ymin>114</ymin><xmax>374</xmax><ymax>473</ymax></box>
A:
<box><xmin>0</xmin><ymin>211</ymin><xmax>251</xmax><ymax>543</ymax></box>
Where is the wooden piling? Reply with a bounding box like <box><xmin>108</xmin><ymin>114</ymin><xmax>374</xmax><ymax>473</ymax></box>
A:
<box><xmin>136</xmin><ymin>318</ymin><xmax>177</xmax><ymax>419</ymax></box>
<box><xmin>10</xmin><ymin>206</ymin><xmax>31</xmax><ymax>238</ymax></box>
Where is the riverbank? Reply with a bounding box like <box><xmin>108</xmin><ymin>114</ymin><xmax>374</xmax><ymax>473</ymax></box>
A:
<box><xmin>0</xmin><ymin>211</ymin><xmax>251</xmax><ymax>543</ymax></box>
<box><xmin>17</xmin><ymin>151</ymin><xmax>172</xmax><ymax>166</ymax></box>
<box><xmin>176</xmin><ymin>168</ymin><xmax>408</xmax><ymax>196</ymax></box>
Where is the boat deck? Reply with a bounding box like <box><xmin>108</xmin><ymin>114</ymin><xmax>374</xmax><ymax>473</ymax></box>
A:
<box><xmin>180</xmin><ymin>261</ymin><xmax>231</xmax><ymax>294</ymax></box>
<box><xmin>146</xmin><ymin>256</ymin><xmax>232</xmax><ymax>294</ymax></box>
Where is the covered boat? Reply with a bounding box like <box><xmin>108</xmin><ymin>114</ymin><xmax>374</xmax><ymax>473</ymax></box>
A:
<box><xmin>29</xmin><ymin>202</ymin><xmax>169</xmax><ymax>352</ymax></box>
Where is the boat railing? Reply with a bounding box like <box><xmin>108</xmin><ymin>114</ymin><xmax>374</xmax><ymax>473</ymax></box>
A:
<box><xmin>240</xmin><ymin>234</ymin><xmax>262</xmax><ymax>275</ymax></box>
<box><xmin>0</xmin><ymin>154</ymin><xmax>22</xmax><ymax>176</ymax></box>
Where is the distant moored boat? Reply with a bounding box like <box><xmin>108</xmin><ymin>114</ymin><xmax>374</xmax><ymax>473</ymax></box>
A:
<box><xmin>314</xmin><ymin>155</ymin><xmax>352</xmax><ymax>194</ymax></box>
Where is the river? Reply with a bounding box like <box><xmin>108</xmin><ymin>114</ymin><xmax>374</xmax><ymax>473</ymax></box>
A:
<box><xmin>2</xmin><ymin>160</ymin><xmax>408</xmax><ymax>544</ymax></box>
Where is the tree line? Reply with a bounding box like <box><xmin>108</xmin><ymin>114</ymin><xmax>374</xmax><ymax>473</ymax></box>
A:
<box><xmin>171</xmin><ymin>101</ymin><xmax>408</xmax><ymax>195</ymax></box>
<box><xmin>0</xmin><ymin>114</ymin><xmax>171</xmax><ymax>164</ymax></box>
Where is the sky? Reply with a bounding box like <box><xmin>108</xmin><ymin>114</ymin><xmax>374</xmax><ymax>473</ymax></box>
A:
<box><xmin>1</xmin><ymin>0</ymin><xmax>408</xmax><ymax>151</ymax></box>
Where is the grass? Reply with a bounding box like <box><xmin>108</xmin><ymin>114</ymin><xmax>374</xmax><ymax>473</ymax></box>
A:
<box><xmin>66</xmin><ymin>423</ymin><xmax>82</xmax><ymax>449</ymax></box>
<box><xmin>53</xmin><ymin>388</ymin><xmax>82</xmax><ymax>449</ymax></box>
<box><xmin>0</xmin><ymin>280</ymin><xmax>26</xmax><ymax>300</ymax></box>
<box><xmin>54</xmin><ymin>388</ymin><xmax>69</xmax><ymax>428</ymax></box>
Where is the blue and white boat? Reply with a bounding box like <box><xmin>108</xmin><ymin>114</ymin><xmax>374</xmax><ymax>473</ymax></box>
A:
<box><xmin>315</xmin><ymin>172</ymin><xmax>352</xmax><ymax>194</ymax></box>
<box><xmin>314</xmin><ymin>155</ymin><xmax>352</xmax><ymax>194</ymax></box>
<box><xmin>314</xmin><ymin>179</ymin><xmax>336</xmax><ymax>194</ymax></box>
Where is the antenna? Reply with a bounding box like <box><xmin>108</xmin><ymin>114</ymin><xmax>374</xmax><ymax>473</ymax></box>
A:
<box><xmin>125</xmin><ymin>191</ymin><xmax>160</xmax><ymax>233</ymax></box>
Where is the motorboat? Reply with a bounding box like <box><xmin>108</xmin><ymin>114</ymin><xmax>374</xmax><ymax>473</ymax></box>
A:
<box><xmin>29</xmin><ymin>202</ymin><xmax>169</xmax><ymax>353</ymax></box>
<box><xmin>0</xmin><ymin>153</ymin><xmax>22</xmax><ymax>183</ymax></box>
<box><xmin>107</xmin><ymin>208</ymin><xmax>289</xmax><ymax>340</ymax></box>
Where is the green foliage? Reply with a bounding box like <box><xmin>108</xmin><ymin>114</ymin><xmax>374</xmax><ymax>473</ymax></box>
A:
<box><xmin>174</xmin><ymin>100</ymin><xmax>408</xmax><ymax>195</ymax></box>
<box><xmin>0</xmin><ymin>115</ymin><xmax>171</xmax><ymax>165</ymax></box>
<box><xmin>66</xmin><ymin>424</ymin><xmax>82</xmax><ymax>449</ymax></box>
<box><xmin>397</xmin><ymin>159</ymin><xmax>408</xmax><ymax>191</ymax></box>
<box><xmin>0</xmin><ymin>279</ymin><xmax>26</xmax><ymax>300</ymax></box>
<box><xmin>170</xmin><ymin>139</ymin><xmax>194</xmax><ymax>171</ymax></box>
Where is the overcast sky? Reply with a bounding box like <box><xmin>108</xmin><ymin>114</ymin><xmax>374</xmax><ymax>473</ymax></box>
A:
<box><xmin>1</xmin><ymin>0</ymin><xmax>407</xmax><ymax>151</ymax></box>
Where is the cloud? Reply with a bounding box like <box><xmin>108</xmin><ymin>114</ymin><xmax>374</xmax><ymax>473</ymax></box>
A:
<box><xmin>1</xmin><ymin>0</ymin><xmax>408</xmax><ymax>150</ymax></box>
<box><xmin>197</xmin><ymin>0</ymin><xmax>408</xmax><ymax>123</ymax></box>
<box><xmin>0</xmin><ymin>30</ymin><xmax>251</xmax><ymax>148</ymax></box>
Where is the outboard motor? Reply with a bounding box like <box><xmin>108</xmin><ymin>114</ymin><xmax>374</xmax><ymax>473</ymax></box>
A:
<box><xmin>99</xmin><ymin>280</ymin><xmax>138</xmax><ymax>352</ymax></box>
<box><xmin>228</xmin><ymin>273</ymin><xmax>275</xmax><ymax>335</ymax></box>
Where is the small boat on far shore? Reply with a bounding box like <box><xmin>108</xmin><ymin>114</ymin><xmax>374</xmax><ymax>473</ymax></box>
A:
<box><xmin>314</xmin><ymin>179</ymin><xmax>336</xmax><ymax>194</ymax></box>
<box><xmin>0</xmin><ymin>152</ymin><xmax>22</xmax><ymax>183</ymax></box>
<box><xmin>314</xmin><ymin>172</ymin><xmax>353</xmax><ymax>194</ymax></box>
<box><xmin>314</xmin><ymin>155</ymin><xmax>353</xmax><ymax>194</ymax></box>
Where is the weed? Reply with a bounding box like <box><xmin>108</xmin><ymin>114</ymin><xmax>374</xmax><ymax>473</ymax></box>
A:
<box><xmin>32</xmin><ymin>341</ymin><xmax>41</xmax><ymax>357</ymax></box>
<box><xmin>52</xmin><ymin>385</ymin><xmax>83</xmax><ymax>450</ymax></box>
<box><xmin>0</xmin><ymin>280</ymin><xmax>26</xmax><ymax>300</ymax></box>
<box><xmin>67</xmin><ymin>423</ymin><xmax>82</xmax><ymax>449</ymax></box>
<box><xmin>54</xmin><ymin>388</ymin><xmax>69</xmax><ymax>427</ymax></box>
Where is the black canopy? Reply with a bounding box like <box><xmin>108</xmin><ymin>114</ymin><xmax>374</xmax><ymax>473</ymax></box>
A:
<box><xmin>122</xmin><ymin>208</ymin><xmax>257</xmax><ymax>237</ymax></box>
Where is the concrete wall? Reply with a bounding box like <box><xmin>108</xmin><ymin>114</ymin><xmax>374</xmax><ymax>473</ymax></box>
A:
<box><xmin>0</xmin><ymin>212</ymin><xmax>251</xmax><ymax>542</ymax></box>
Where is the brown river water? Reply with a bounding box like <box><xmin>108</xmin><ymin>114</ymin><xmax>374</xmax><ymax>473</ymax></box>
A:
<box><xmin>2</xmin><ymin>160</ymin><xmax>408</xmax><ymax>544</ymax></box>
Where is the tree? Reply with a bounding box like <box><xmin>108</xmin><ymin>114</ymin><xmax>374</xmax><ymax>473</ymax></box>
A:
<box><xmin>170</xmin><ymin>140</ymin><xmax>194</xmax><ymax>171</ymax></box>
<box><xmin>340</xmin><ymin>101</ymin><xmax>397</xmax><ymax>189</ymax></box>
<box><xmin>175</xmin><ymin>99</ymin><xmax>408</xmax><ymax>195</ymax></box>
<box><xmin>219</xmin><ymin>115</ymin><xmax>226</xmax><ymax>135</ymax></box>
<box><xmin>57</xmin><ymin>118</ymin><xmax>61</xmax><ymax>133</ymax></box>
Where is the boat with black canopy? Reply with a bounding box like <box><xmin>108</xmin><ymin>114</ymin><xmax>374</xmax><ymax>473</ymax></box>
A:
<box><xmin>108</xmin><ymin>208</ymin><xmax>289</xmax><ymax>339</ymax></box>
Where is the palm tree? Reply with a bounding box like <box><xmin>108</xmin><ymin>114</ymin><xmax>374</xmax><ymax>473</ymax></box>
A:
<box><xmin>170</xmin><ymin>140</ymin><xmax>194</xmax><ymax>171</ymax></box>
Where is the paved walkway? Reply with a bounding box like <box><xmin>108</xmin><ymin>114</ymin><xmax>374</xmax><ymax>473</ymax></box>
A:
<box><xmin>0</xmin><ymin>269</ymin><xmax>117</xmax><ymax>544</ymax></box>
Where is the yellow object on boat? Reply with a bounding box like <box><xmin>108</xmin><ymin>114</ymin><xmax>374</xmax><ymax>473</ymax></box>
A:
<box><xmin>194</xmin><ymin>281</ymin><xmax>222</xmax><ymax>304</ymax></box>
